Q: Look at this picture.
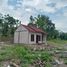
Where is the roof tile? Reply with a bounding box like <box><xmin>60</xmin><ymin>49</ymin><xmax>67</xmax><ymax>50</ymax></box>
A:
<box><xmin>22</xmin><ymin>24</ymin><xmax>47</xmax><ymax>34</ymax></box>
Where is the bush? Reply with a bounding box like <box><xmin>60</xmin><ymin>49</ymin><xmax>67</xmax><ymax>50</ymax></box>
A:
<box><xmin>0</xmin><ymin>45</ymin><xmax>53</xmax><ymax>67</ymax></box>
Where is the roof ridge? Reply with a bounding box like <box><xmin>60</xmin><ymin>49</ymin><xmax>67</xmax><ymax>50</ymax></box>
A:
<box><xmin>21</xmin><ymin>24</ymin><xmax>47</xmax><ymax>34</ymax></box>
<box><xmin>28</xmin><ymin>26</ymin><xmax>37</xmax><ymax>32</ymax></box>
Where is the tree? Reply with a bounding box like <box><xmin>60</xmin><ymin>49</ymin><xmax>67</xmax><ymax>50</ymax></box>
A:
<box><xmin>59</xmin><ymin>32</ymin><xmax>67</xmax><ymax>40</ymax></box>
<box><xmin>28</xmin><ymin>15</ymin><xmax>57</xmax><ymax>39</ymax></box>
<box><xmin>30</xmin><ymin>16</ymin><xmax>34</xmax><ymax>23</ymax></box>
<box><xmin>4</xmin><ymin>14</ymin><xmax>16</xmax><ymax>36</ymax></box>
<box><xmin>0</xmin><ymin>14</ymin><xmax>21</xmax><ymax>37</ymax></box>
<box><xmin>0</xmin><ymin>18</ymin><xmax>3</xmax><ymax>35</ymax></box>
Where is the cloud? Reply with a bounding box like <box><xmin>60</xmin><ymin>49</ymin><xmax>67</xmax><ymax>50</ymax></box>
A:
<box><xmin>23</xmin><ymin>0</ymin><xmax>40</xmax><ymax>7</ymax></box>
<box><xmin>0</xmin><ymin>0</ymin><xmax>67</xmax><ymax>32</ymax></box>
<box><xmin>63</xmin><ymin>8</ymin><xmax>67</xmax><ymax>17</ymax></box>
<box><xmin>0</xmin><ymin>0</ymin><xmax>23</xmax><ymax>21</ymax></box>
<box><xmin>50</xmin><ymin>0</ymin><xmax>67</xmax><ymax>9</ymax></box>
<box><xmin>22</xmin><ymin>0</ymin><xmax>67</xmax><ymax>13</ymax></box>
<box><xmin>52</xmin><ymin>13</ymin><xmax>67</xmax><ymax>32</ymax></box>
<box><xmin>22</xmin><ymin>0</ymin><xmax>56</xmax><ymax>13</ymax></box>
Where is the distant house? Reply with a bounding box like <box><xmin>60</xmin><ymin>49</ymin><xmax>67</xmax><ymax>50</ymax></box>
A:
<box><xmin>14</xmin><ymin>24</ymin><xmax>47</xmax><ymax>44</ymax></box>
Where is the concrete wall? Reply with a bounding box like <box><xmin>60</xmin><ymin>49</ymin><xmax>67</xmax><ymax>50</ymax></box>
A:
<box><xmin>14</xmin><ymin>25</ymin><xmax>29</xmax><ymax>44</ymax></box>
<box><xmin>42</xmin><ymin>35</ymin><xmax>47</xmax><ymax>45</ymax></box>
<box><xmin>28</xmin><ymin>33</ymin><xmax>43</xmax><ymax>44</ymax></box>
<box><xmin>14</xmin><ymin>32</ymin><xmax>18</xmax><ymax>43</ymax></box>
<box><xmin>14</xmin><ymin>25</ymin><xmax>47</xmax><ymax>44</ymax></box>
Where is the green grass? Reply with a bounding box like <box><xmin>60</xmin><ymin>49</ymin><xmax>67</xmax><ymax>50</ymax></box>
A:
<box><xmin>0</xmin><ymin>44</ymin><xmax>53</xmax><ymax>67</ymax></box>
<box><xmin>1</xmin><ymin>39</ymin><xmax>67</xmax><ymax>67</ymax></box>
<box><xmin>64</xmin><ymin>58</ymin><xmax>67</xmax><ymax>64</ymax></box>
<box><xmin>48</xmin><ymin>39</ymin><xmax>67</xmax><ymax>47</ymax></box>
<box><xmin>0</xmin><ymin>40</ymin><xmax>67</xmax><ymax>67</ymax></box>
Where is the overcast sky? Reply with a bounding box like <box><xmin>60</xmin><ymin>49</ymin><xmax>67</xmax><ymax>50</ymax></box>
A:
<box><xmin>0</xmin><ymin>0</ymin><xmax>67</xmax><ymax>32</ymax></box>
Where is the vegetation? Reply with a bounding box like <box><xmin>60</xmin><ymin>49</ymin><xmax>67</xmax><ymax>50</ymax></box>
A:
<box><xmin>0</xmin><ymin>13</ymin><xmax>67</xmax><ymax>67</ymax></box>
<box><xmin>48</xmin><ymin>39</ymin><xmax>67</xmax><ymax>47</ymax></box>
<box><xmin>28</xmin><ymin>15</ymin><xmax>67</xmax><ymax>40</ymax></box>
<box><xmin>0</xmin><ymin>13</ymin><xmax>67</xmax><ymax>41</ymax></box>
<box><xmin>64</xmin><ymin>58</ymin><xmax>67</xmax><ymax>64</ymax></box>
<box><xmin>0</xmin><ymin>14</ymin><xmax>21</xmax><ymax>37</ymax></box>
<box><xmin>0</xmin><ymin>45</ymin><xmax>53</xmax><ymax>67</ymax></box>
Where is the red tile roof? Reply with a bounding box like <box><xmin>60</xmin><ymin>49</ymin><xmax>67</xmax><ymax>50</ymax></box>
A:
<box><xmin>22</xmin><ymin>24</ymin><xmax>47</xmax><ymax>34</ymax></box>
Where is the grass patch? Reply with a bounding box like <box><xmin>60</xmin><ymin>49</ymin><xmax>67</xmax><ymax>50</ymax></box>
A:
<box><xmin>48</xmin><ymin>39</ymin><xmax>67</xmax><ymax>47</ymax></box>
<box><xmin>64</xmin><ymin>58</ymin><xmax>67</xmax><ymax>65</ymax></box>
<box><xmin>0</xmin><ymin>44</ymin><xmax>53</xmax><ymax>67</ymax></box>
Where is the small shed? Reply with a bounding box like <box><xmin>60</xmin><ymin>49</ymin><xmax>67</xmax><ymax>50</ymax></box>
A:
<box><xmin>14</xmin><ymin>24</ymin><xmax>47</xmax><ymax>44</ymax></box>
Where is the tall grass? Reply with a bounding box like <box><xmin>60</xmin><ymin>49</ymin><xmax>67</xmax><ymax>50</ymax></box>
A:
<box><xmin>48</xmin><ymin>39</ymin><xmax>67</xmax><ymax>47</ymax></box>
<box><xmin>0</xmin><ymin>45</ymin><xmax>53</xmax><ymax>67</ymax></box>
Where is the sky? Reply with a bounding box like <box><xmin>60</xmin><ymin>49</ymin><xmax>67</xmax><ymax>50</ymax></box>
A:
<box><xmin>0</xmin><ymin>0</ymin><xmax>67</xmax><ymax>32</ymax></box>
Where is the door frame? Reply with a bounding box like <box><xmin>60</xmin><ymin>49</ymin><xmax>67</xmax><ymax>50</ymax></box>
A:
<box><xmin>36</xmin><ymin>35</ymin><xmax>38</xmax><ymax>43</ymax></box>
<box><xmin>36</xmin><ymin>35</ymin><xmax>41</xmax><ymax>43</ymax></box>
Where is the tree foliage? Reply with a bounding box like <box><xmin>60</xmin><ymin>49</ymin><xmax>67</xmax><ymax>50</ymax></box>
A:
<box><xmin>59</xmin><ymin>32</ymin><xmax>67</xmax><ymax>40</ymax></box>
<box><xmin>0</xmin><ymin>13</ymin><xmax>67</xmax><ymax>40</ymax></box>
<box><xmin>29</xmin><ymin>15</ymin><xmax>57</xmax><ymax>39</ymax></box>
<box><xmin>29</xmin><ymin>15</ymin><xmax>67</xmax><ymax>40</ymax></box>
<box><xmin>0</xmin><ymin>14</ymin><xmax>21</xmax><ymax>37</ymax></box>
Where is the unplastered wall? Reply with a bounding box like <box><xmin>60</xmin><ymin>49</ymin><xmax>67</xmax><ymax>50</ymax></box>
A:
<box><xmin>14</xmin><ymin>25</ymin><xmax>29</xmax><ymax>44</ymax></box>
<box><xmin>28</xmin><ymin>32</ymin><xmax>42</xmax><ymax>44</ymax></box>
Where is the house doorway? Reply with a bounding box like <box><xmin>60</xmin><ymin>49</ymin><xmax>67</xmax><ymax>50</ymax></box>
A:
<box><xmin>36</xmin><ymin>35</ymin><xmax>40</xmax><ymax>43</ymax></box>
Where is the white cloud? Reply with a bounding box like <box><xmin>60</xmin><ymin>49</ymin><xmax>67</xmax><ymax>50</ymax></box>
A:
<box><xmin>0</xmin><ymin>0</ymin><xmax>67</xmax><ymax>32</ymax></box>
<box><xmin>23</xmin><ymin>0</ymin><xmax>40</xmax><ymax>6</ymax></box>
<box><xmin>0</xmin><ymin>0</ymin><xmax>24</xmax><ymax>22</ymax></box>
<box><xmin>50</xmin><ymin>0</ymin><xmax>67</xmax><ymax>9</ymax></box>
<box><xmin>22</xmin><ymin>0</ymin><xmax>67</xmax><ymax>13</ymax></box>
<box><xmin>63</xmin><ymin>12</ymin><xmax>67</xmax><ymax>18</ymax></box>
<box><xmin>53</xmin><ymin>16</ymin><xmax>67</xmax><ymax>32</ymax></box>
<box><xmin>22</xmin><ymin>0</ymin><xmax>56</xmax><ymax>13</ymax></box>
<box><xmin>25</xmin><ymin>8</ymin><xmax>32</xmax><ymax>12</ymax></box>
<box><xmin>36</xmin><ymin>3</ymin><xmax>55</xmax><ymax>13</ymax></box>
<box><xmin>63</xmin><ymin>9</ymin><xmax>67</xmax><ymax>17</ymax></box>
